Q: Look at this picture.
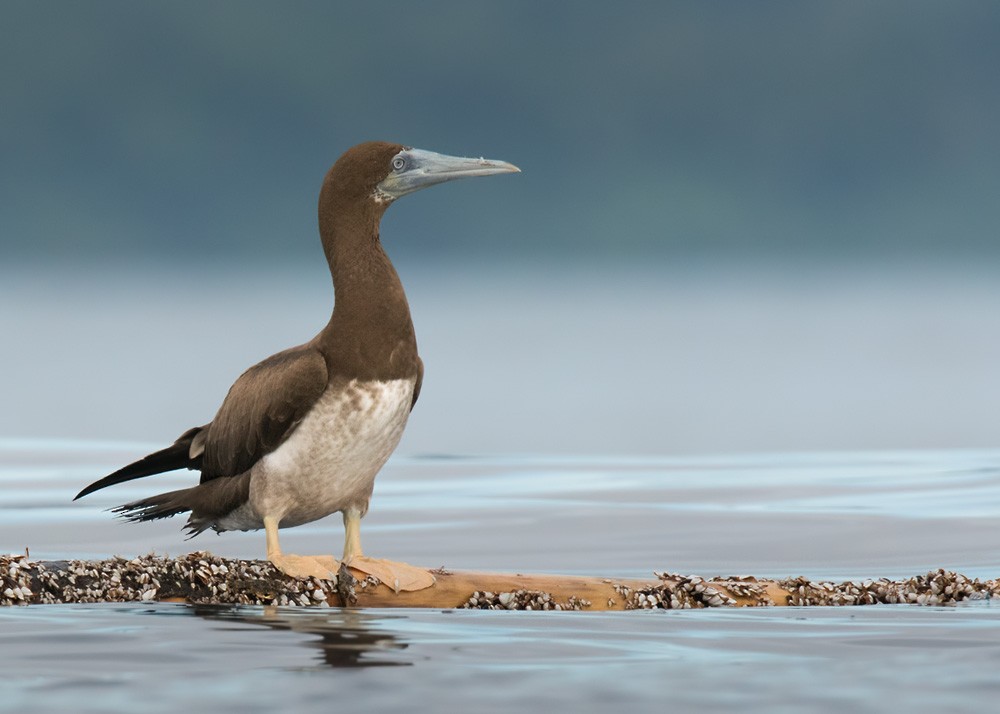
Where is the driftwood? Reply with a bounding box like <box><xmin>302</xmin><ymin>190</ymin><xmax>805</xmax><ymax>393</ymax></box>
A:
<box><xmin>2</xmin><ymin>552</ymin><xmax>997</xmax><ymax>609</ymax></box>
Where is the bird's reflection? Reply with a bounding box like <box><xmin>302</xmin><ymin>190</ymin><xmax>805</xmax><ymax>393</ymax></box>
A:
<box><xmin>189</xmin><ymin>604</ymin><xmax>411</xmax><ymax>668</ymax></box>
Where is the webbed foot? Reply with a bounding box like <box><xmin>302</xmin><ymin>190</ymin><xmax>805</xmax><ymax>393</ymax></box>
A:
<box><xmin>344</xmin><ymin>556</ymin><xmax>436</xmax><ymax>593</ymax></box>
<box><xmin>269</xmin><ymin>553</ymin><xmax>341</xmax><ymax>580</ymax></box>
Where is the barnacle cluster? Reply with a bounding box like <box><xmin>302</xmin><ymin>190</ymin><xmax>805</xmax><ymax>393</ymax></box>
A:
<box><xmin>461</xmin><ymin>589</ymin><xmax>591</xmax><ymax>610</ymax></box>
<box><xmin>614</xmin><ymin>573</ymin><xmax>769</xmax><ymax>610</ymax></box>
<box><xmin>777</xmin><ymin>569</ymin><xmax>1000</xmax><ymax>607</ymax></box>
<box><xmin>3</xmin><ymin>554</ymin><xmax>997</xmax><ymax>610</ymax></box>
<box><xmin>0</xmin><ymin>551</ymin><xmax>336</xmax><ymax>607</ymax></box>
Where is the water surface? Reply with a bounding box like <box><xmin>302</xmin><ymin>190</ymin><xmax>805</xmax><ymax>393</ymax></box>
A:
<box><xmin>2</xmin><ymin>443</ymin><xmax>999</xmax><ymax>712</ymax></box>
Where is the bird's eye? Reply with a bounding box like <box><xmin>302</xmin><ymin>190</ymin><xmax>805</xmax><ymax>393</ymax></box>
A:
<box><xmin>392</xmin><ymin>156</ymin><xmax>407</xmax><ymax>171</ymax></box>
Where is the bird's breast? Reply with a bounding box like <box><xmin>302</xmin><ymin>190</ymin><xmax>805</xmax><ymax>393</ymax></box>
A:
<box><xmin>250</xmin><ymin>377</ymin><xmax>416</xmax><ymax>527</ymax></box>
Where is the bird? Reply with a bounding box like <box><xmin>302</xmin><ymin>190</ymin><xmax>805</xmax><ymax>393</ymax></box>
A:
<box><xmin>74</xmin><ymin>141</ymin><xmax>519</xmax><ymax>591</ymax></box>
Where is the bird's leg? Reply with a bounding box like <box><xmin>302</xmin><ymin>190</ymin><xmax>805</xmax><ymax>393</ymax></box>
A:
<box><xmin>264</xmin><ymin>515</ymin><xmax>340</xmax><ymax>580</ymax></box>
<box><xmin>339</xmin><ymin>509</ymin><xmax>436</xmax><ymax>593</ymax></box>
<box><xmin>342</xmin><ymin>508</ymin><xmax>363</xmax><ymax>561</ymax></box>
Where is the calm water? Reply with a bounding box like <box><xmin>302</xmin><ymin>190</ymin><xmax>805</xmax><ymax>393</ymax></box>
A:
<box><xmin>3</xmin><ymin>265</ymin><xmax>1000</xmax><ymax>456</ymax></box>
<box><xmin>2</xmin><ymin>442</ymin><xmax>1000</xmax><ymax>713</ymax></box>
<box><xmin>2</xmin><ymin>266</ymin><xmax>999</xmax><ymax>710</ymax></box>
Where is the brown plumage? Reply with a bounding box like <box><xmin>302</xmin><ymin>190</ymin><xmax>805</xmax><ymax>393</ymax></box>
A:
<box><xmin>74</xmin><ymin>141</ymin><xmax>518</xmax><ymax>584</ymax></box>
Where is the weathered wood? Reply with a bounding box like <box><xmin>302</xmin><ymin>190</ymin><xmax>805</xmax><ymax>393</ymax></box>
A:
<box><xmin>340</xmin><ymin>568</ymin><xmax>788</xmax><ymax>610</ymax></box>
<box><xmin>2</xmin><ymin>552</ymin><xmax>997</xmax><ymax>609</ymax></box>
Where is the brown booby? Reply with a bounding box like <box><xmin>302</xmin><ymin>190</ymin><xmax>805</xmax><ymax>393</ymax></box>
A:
<box><xmin>75</xmin><ymin>141</ymin><xmax>519</xmax><ymax>591</ymax></box>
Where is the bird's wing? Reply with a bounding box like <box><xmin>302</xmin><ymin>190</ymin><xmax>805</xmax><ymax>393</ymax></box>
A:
<box><xmin>410</xmin><ymin>356</ymin><xmax>424</xmax><ymax>410</ymax></box>
<box><xmin>200</xmin><ymin>345</ymin><xmax>328</xmax><ymax>481</ymax></box>
<box><xmin>74</xmin><ymin>425</ymin><xmax>206</xmax><ymax>499</ymax></box>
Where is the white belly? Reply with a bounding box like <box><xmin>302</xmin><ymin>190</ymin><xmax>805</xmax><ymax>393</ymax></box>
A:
<box><xmin>233</xmin><ymin>378</ymin><xmax>415</xmax><ymax>529</ymax></box>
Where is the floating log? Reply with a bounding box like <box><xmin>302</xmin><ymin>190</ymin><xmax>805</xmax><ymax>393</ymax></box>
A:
<box><xmin>2</xmin><ymin>552</ymin><xmax>997</xmax><ymax>609</ymax></box>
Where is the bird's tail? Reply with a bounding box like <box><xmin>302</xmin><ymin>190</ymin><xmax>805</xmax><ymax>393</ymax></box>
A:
<box><xmin>112</xmin><ymin>473</ymin><xmax>253</xmax><ymax>538</ymax></box>
<box><xmin>113</xmin><ymin>487</ymin><xmax>194</xmax><ymax>524</ymax></box>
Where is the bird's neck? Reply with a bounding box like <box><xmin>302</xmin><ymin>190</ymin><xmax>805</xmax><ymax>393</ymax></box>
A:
<box><xmin>317</xmin><ymin>207</ymin><xmax>417</xmax><ymax>380</ymax></box>
<box><xmin>330</xmin><ymin>238</ymin><xmax>411</xmax><ymax>325</ymax></box>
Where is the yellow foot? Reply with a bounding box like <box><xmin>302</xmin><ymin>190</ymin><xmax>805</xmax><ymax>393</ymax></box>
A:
<box><xmin>345</xmin><ymin>556</ymin><xmax>436</xmax><ymax>593</ymax></box>
<box><xmin>269</xmin><ymin>553</ymin><xmax>341</xmax><ymax>580</ymax></box>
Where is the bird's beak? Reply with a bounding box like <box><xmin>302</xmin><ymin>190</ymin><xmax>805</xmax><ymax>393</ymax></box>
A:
<box><xmin>377</xmin><ymin>148</ymin><xmax>520</xmax><ymax>200</ymax></box>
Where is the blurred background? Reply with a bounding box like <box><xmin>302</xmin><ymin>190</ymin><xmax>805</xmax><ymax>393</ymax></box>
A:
<box><xmin>1</xmin><ymin>1</ymin><xmax>998</xmax><ymax>456</ymax></box>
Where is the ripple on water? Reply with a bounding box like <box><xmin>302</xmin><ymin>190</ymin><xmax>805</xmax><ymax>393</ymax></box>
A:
<box><xmin>1</xmin><ymin>442</ymin><xmax>1000</xmax><ymax>713</ymax></box>
<box><xmin>3</xmin><ymin>603</ymin><xmax>1000</xmax><ymax>714</ymax></box>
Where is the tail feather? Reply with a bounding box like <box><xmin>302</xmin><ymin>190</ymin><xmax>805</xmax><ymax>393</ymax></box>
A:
<box><xmin>113</xmin><ymin>487</ymin><xmax>194</xmax><ymax>523</ymax></box>
<box><xmin>74</xmin><ymin>426</ymin><xmax>204</xmax><ymax>500</ymax></box>
<box><xmin>111</xmin><ymin>473</ymin><xmax>253</xmax><ymax>538</ymax></box>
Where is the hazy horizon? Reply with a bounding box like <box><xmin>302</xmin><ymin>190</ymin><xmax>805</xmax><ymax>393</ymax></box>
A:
<box><xmin>3</xmin><ymin>2</ymin><xmax>1000</xmax><ymax>271</ymax></box>
<box><xmin>2</xmin><ymin>3</ymin><xmax>997</xmax><ymax>457</ymax></box>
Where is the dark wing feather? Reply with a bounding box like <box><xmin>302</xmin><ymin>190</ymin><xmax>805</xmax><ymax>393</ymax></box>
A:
<box><xmin>410</xmin><ymin>356</ymin><xmax>424</xmax><ymax>410</ymax></box>
<box><xmin>200</xmin><ymin>345</ymin><xmax>328</xmax><ymax>481</ymax></box>
<box><xmin>74</xmin><ymin>426</ymin><xmax>205</xmax><ymax>500</ymax></box>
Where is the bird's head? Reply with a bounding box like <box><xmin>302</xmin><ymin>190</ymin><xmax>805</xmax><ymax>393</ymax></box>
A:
<box><xmin>322</xmin><ymin>141</ymin><xmax>519</xmax><ymax>212</ymax></box>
